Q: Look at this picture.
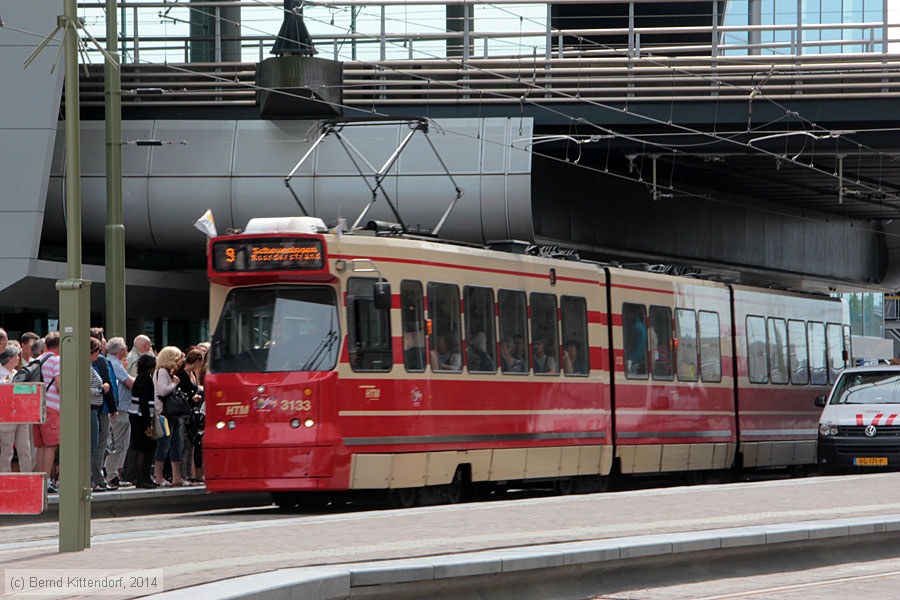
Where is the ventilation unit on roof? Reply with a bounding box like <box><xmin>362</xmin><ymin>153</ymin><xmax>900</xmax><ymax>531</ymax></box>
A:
<box><xmin>244</xmin><ymin>216</ymin><xmax>328</xmax><ymax>235</ymax></box>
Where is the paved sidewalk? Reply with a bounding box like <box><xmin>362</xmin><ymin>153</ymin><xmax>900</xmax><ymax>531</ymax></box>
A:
<box><xmin>2</xmin><ymin>473</ymin><xmax>900</xmax><ymax>598</ymax></box>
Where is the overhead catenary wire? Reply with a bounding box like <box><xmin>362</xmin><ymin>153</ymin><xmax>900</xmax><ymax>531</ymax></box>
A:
<box><xmin>7</xmin><ymin>5</ymin><xmax>900</xmax><ymax>232</ymax></box>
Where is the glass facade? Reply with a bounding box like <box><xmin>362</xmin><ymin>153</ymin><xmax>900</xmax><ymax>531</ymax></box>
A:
<box><xmin>843</xmin><ymin>292</ymin><xmax>884</xmax><ymax>337</ymax></box>
<box><xmin>723</xmin><ymin>0</ymin><xmax>885</xmax><ymax>54</ymax></box>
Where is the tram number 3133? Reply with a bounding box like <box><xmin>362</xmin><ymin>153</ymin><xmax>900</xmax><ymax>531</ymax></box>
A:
<box><xmin>281</xmin><ymin>399</ymin><xmax>312</xmax><ymax>412</ymax></box>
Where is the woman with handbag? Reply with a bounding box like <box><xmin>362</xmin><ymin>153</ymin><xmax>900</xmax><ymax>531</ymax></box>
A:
<box><xmin>176</xmin><ymin>349</ymin><xmax>204</xmax><ymax>484</ymax></box>
<box><xmin>129</xmin><ymin>354</ymin><xmax>157</xmax><ymax>489</ymax></box>
<box><xmin>152</xmin><ymin>346</ymin><xmax>187</xmax><ymax>487</ymax></box>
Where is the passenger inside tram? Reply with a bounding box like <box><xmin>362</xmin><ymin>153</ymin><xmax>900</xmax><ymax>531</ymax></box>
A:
<box><xmin>430</xmin><ymin>333</ymin><xmax>461</xmax><ymax>372</ymax></box>
<box><xmin>500</xmin><ymin>338</ymin><xmax>525</xmax><ymax>373</ymax></box>
<box><xmin>466</xmin><ymin>331</ymin><xmax>494</xmax><ymax>372</ymax></box>
<box><xmin>403</xmin><ymin>331</ymin><xmax>426</xmax><ymax>371</ymax></box>
<box><xmin>624</xmin><ymin>312</ymin><xmax>647</xmax><ymax>376</ymax></box>
<box><xmin>563</xmin><ymin>340</ymin><xmax>588</xmax><ymax>375</ymax></box>
<box><xmin>532</xmin><ymin>338</ymin><xmax>558</xmax><ymax>374</ymax></box>
<box><xmin>513</xmin><ymin>334</ymin><xmax>528</xmax><ymax>364</ymax></box>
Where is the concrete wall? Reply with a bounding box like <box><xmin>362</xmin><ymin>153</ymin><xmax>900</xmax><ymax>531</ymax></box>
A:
<box><xmin>532</xmin><ymin>156</ymin><xmax>888</xmax><ymax>288</ymax></box>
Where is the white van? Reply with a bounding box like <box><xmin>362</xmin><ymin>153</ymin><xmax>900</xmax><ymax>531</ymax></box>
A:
<box><xmin>817</xmin><ymin>365</ymin><xmax>900</xmax><ymax>469</ymax></box>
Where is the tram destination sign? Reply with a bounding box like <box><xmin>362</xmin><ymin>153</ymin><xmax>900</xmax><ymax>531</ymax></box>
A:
<box><xmin>212</xmin><ymin>238</ymin><xmax>325</xmax><ymax>272</ymax></box>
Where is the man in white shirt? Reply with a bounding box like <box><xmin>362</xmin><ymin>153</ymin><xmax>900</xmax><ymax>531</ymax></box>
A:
<box><xmin>105</xmin><ymin>337</ymin><xmax>135</xmax><ymax>487</ymax></box>
<box><xmin>126</xmin><ymin>335</ymin><xmax>153</xmax><ymax>377</ymax></box>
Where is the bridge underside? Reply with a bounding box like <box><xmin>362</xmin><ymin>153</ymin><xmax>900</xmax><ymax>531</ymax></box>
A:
<box><xmin>64</xmin><ymin>48</ymin><xmax>900</xmax><ymax>293</ymax></box>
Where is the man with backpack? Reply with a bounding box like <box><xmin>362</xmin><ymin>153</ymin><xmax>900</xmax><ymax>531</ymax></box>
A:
<box><xmin>31</xmin><ymin>333</ymin><xmax>61</xmax><ymax>493</ymax></box>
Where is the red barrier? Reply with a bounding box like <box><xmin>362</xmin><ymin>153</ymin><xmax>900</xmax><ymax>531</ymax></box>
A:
<box><xmin>0</xmin><ymin>473</ymin><xmax>47</xmax><ymax>514</ymax></box>
<box><xmin>0</xmin><ymin>382</ymin><xmax>45</xmax><ymax>423</ymax></box>
<box><xmin>0</xmin><ymin>382</ymin><xmax>46</xmax><ymax>515</ymax></box>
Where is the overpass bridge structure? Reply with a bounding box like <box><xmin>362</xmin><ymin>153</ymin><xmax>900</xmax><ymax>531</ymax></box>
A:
<box><xmin>3</xmin><ymin>0</ymin><xmax>900</xmax><ymax>334</ymax></box>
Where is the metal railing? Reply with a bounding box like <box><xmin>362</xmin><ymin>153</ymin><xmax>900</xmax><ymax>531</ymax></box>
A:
<box><xmin>69</xmin><ymin>0</ymin><xmax>900</xmax><ymax>108</ymax></box>
<box><xmin>75</xmin><ymin>51</ymin><xmax>900</xmax><ymax>108</ymax></box>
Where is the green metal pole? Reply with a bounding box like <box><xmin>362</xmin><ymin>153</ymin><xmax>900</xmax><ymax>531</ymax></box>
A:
<box><xmin>57</xmin><ymin>281</ymin><xmax>91</xmax><ymax>553</ymax></box>
<box><xmin>105</xmin><ymin>0</ymin><xmax>126</xmax><ymax>340</ymax></box>
<box><xmin>58</xmin><ymin>0</ymin><xmax>92</xmax><ymax>553</ymax></box>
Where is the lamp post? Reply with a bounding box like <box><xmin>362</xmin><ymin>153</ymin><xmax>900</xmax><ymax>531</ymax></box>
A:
<box><xmin>105</xmin><ymin>0</ymin><xmax>125</xmax><ymax>341</ymax></box>
<box><xmin>57</xmin><ymin>0</ymin><xmax>92</xmax><ymax>553</ymax></box>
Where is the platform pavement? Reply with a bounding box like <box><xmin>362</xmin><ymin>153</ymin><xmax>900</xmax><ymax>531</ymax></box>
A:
<box><xmin>1</xmin><ymin>485</ymin><xmax>274</xmax><ymax>523</ymax></box>
<box><xmin>4</xmin><ymin>473</ymin><xmax>900</xmax><ymax>599</ymax></box>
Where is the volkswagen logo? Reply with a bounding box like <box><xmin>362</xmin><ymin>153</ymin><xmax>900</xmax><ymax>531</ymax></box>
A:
<box><xmin>865</xmin><ymin>425</ymin><xmax>877</xmax><ymax>437</ymax></box>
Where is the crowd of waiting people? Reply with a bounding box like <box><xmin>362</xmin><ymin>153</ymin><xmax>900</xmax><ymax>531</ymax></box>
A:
<box><xmin>0</xmin><ymin>328</ymin><xmax>209</xmax><ymax>493</ymax></box>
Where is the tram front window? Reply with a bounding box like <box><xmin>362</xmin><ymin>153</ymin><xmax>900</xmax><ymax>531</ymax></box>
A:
<box><xmin>211</xmin><ymin>286</ymin><xmax>339</xmax><ymax>373</ymax></box>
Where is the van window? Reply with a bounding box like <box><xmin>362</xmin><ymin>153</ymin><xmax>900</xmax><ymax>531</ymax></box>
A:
<box><xmin>843</xmin><ymin>325</ymin><xmax>853</xmax><ymax>367</ymax></box>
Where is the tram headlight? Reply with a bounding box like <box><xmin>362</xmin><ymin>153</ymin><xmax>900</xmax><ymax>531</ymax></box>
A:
<box><xmin>226</xmin><ymin>420</ymin><xmax>237</xmax><ymax>430</ymax></box>
<box><xmin>819</xmin><ymin>421</ymin><xmax>839</xmax><ymax>436</ymax></box>
<box><xmin>290</xmin><ymin>419</ymin><xmax>301</xmax><ymax>429</ymax></box>
<box><xmin>304</xmin><ymin>419</ymin><xmax>315</xmax><ymax>428</ymax></box>
<box><xmin>257</xmin><ymin>385</ymin><xmax>266</xmax><ymax>394</ymax></box>
<box><xmin>216</xmin><ymin>421</ymin><xmax>225</xmax><ymax>430</ymax></box>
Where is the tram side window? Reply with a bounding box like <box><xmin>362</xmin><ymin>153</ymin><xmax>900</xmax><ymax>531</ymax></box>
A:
<box><xmin>746</xmin><ymin>316</ymin><xmax>767</xmax><ymax>384</ymax></box>
<box><xmin>428</xmin><ymin>282</ymin><xmax>462</xmax><ymax>373</ymax></box>
<box><xmin>561</xmin><ymin>296</ymin><xmax>590</xmax><ymax>376</ymax></box>
<box><xmin>808</xmin><ymin>322</ymin><xmax>827</xmax><ymax>385</ymax></box>
<box><xmin>826</xmin><ymin>323</ymin><xmax>845</xmax><ymax>384</ymax></box>
<box><xmin>649</xmin><ymin>306</ymin><xmax>673</xmax><ymax>380</ymax></box>
<box><xmin>531</xmin><ymin>293</ymin><xmax>560</xmax><ymax>375</ymax></box>
<box><xmin>400</xmin><ymin>280</ymin><xmax>426</xmax><ymax>372</ymax></box>
<box><xmin>676</xmin><ymin>309</ymin><xmax>699</xmax><ymax>382</ymax></box>
<box><xmin>346</xmin><ymin>278</ymin><xmax>392</xmax><ymax>372</ymax></box>
<box><xmin>698</xmin><ymin>311</ymin><xmax>722</xmax><ymax>383</ymax></box>
<box><xmin>767</xmin><ymin>318</ymin><xmax>789</xmax><ymax>384</ymax></box>
<box><xmin>464</xmin><ymin>286</ymin><xmax>497</xmax><ymax>373</ymax></box>
<box><xmin>622</xmin><ymin>303</ymin><xmax>648</xmax><ymax>379</ymax></box>
<box><xmin>498</xmin><ymin>290</ymin><xmax>529</xmax><ymax>374</ymax></box>
<box><xmin>788</xmin><ymin>319</ymin><xmax>809</xmax><ymax>385</ymax></box>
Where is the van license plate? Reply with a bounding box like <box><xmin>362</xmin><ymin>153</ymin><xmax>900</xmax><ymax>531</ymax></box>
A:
<box><xmin>854</xmin><ymin>457</ymin><xmax>888</xmax><ymax>466</ymax></box>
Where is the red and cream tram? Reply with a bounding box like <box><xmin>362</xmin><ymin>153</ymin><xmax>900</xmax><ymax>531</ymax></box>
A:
<box><xmin>203</xmin><ymin>216</ymin><xmax>850</xmax><ymax>504</ymax></box>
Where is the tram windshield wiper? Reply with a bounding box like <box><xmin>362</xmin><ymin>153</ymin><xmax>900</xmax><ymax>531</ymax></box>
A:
<box><xmin>300</xmin><ymin>328</ymin><xmax>339</xmax><ymax>371</ymax></box>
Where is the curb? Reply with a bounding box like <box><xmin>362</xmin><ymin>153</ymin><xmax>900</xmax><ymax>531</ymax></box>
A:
<box><xmin>150</xmin><ymin>513</ymin><xmax>900</xmax><ymax>599</ymax></box>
